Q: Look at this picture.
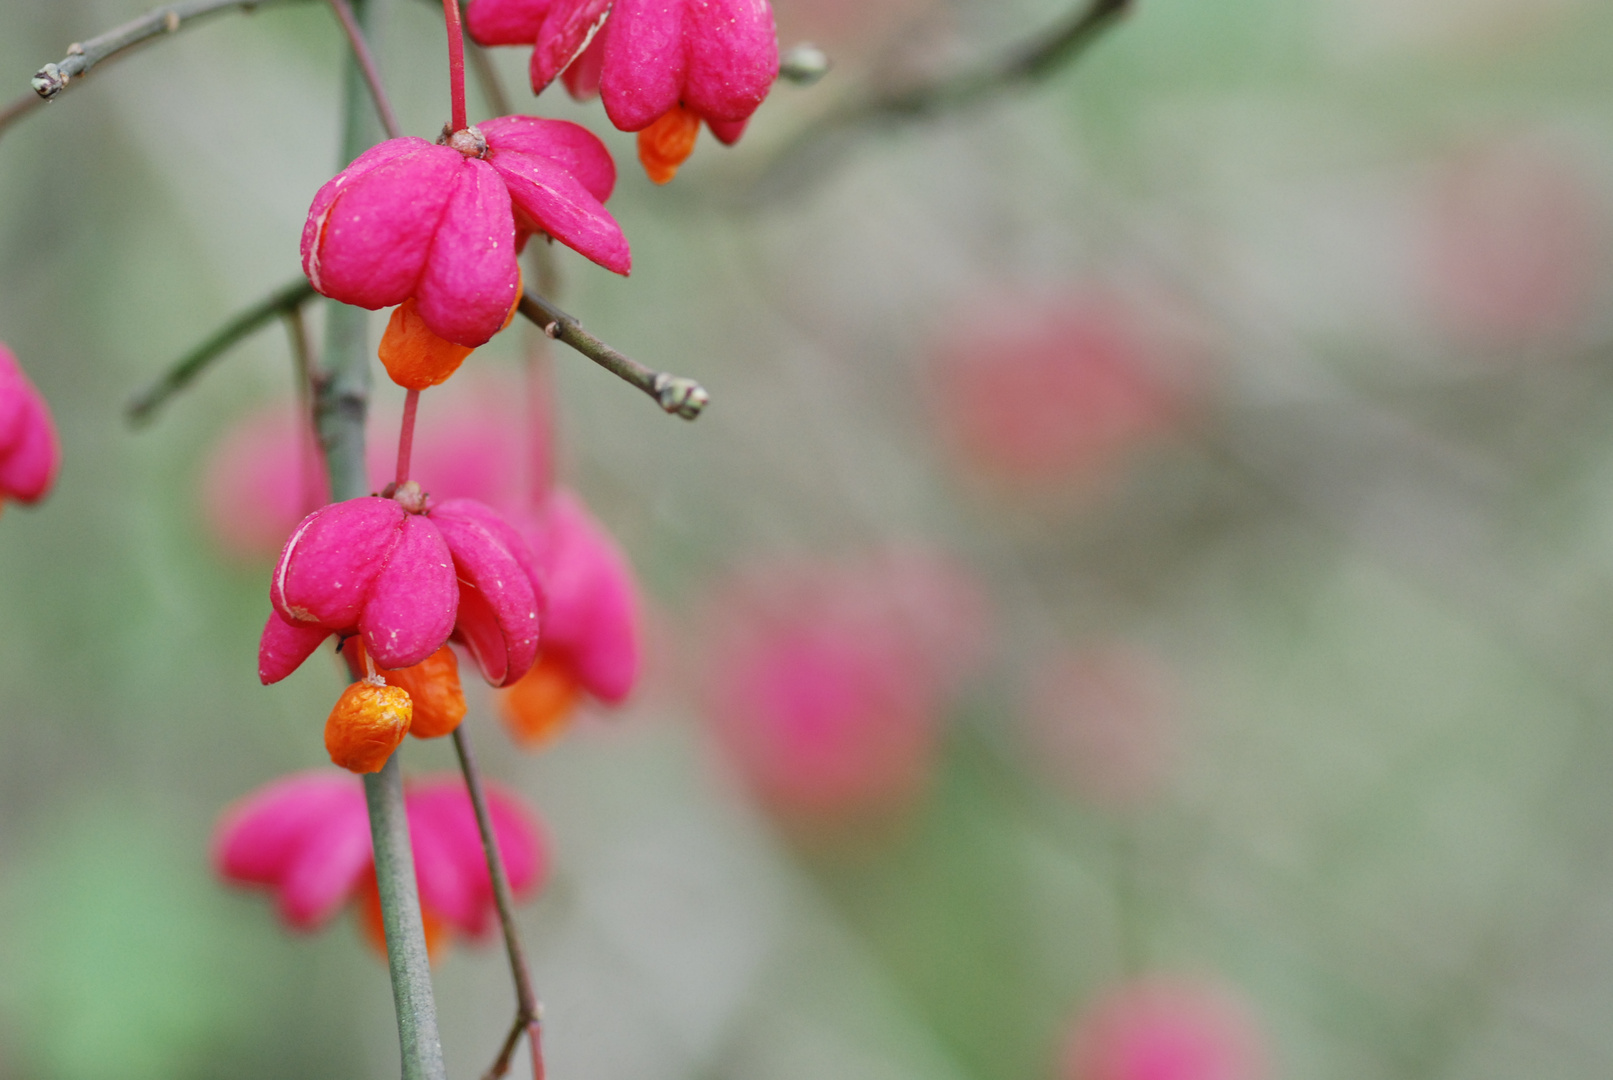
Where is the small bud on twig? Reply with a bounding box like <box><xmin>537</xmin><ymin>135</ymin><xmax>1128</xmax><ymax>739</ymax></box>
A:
<box><xmin>779</xmin><ymin>43</ymin><xmax>831</xmax><ymax>86</ymax></box>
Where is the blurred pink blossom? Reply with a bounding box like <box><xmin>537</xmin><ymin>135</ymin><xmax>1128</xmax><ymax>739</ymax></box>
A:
<box><xmin>930</xmin><ymin>290</ymin><xmax>1191</xmax><ymax>491</ymax></box>
<box><xmin>213</xmin><ymin>770</ymin><xmax>546</xmax><ymax>956</ymax></box>
<box><xmin>0</xmin><ymin>343</ymin><xmax>60</xmax><ymax>509</ymax></box>
<box><xmin>1025</xmin><ymin>645</ymin><xmax>1180</xmax><ymax>809</ymax></box>
<box><xmin>704</xmin><ymin>552</ymin><xmax>987</xmax><ymax>826</ymax></box>
<box><xmin>496</xmin><ymin>489</ymin><xmax>643</xmax><ymax>747</ymax></box>
<box><xmin>1423</xmin><ymin>138</ymin><xmax>1609</xmax><ymax>350</ymax></box>
<box><xmin>1061</xmin><ymin>976</ymin><xmax>1268</xmax><ymax>1080</ymax></box>
<box><xmin>202</xmin><ymin>404</ymin><xmax>326</xmax><ymax>562</ymax></box>
<box><xmin>202</xmin><ymin>376</ymin><xmax>535</xmax><ymax>562</ymax></box>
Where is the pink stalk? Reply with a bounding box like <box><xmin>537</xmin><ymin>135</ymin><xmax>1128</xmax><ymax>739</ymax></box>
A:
<box><xmin>396</xmin><ymin>387</ymin><xmax>421</xmax><ymax>487</ymax></box>
<box><xmin>441</xmin><ymin>0</ymin><xmax>469</xmax><ymax>133</ymax></box>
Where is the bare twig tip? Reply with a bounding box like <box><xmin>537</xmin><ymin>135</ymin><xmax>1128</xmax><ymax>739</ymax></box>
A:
<box><xmin>653</xmin><ymin>373</ymin><xmax>709</xmax><ymax>420</ymax></box>
<box><xmin>31</xmin><ymin>64</ymin><xmax>67</xmax><ymax>99</ymax></box>
<box><xmin>780</xmin><ymin>43</ymin><xmax>831</xmax><ymax>86</ymax></box>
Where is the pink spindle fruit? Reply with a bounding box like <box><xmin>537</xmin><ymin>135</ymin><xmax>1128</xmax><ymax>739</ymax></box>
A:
<box><xmin>704</xmin><ymin>552</ymin><xmax>987</xmax><ymax>827</ymax></box>
<box><xmin>1062</xmin><ymin>977</ymin><xmax>1268</xmax><ymax>1080</ymax></box>
<box><xmin>214</xmin><ymin>771</ymin><xmax>547</xmax><ymax>957</ymax></box>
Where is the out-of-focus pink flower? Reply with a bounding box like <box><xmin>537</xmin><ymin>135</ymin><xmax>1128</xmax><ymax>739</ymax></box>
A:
<box><xmin>0</xmin><ymin>343</ymin><xmax>59</xmax><ymax>509</ymax></box>
<box><xmin>1061</xmin><ymin>977</ymin><xmax>1268</xmax><ymax>1080</ymax></box>
<box><xmin>931</xmin><ymin>291</ymin><xmax>1189</xmax><ymax>491</ymax></box>
<box><xmin>1025</xmin><ymin>646</ymin><xmax>1179</xmax><ymax>810</ymax></box>
<box><xmin>259</xmin><ymin>492</ymin><xmax>544</xmax><ymax>687</ymax></box>
<box><xmin>704</xmin><ymin>552</ymin><xmax>987</xmax><ymax>826</ymax></box>
<box><xmin>202</xmin><ymin>404</ymin><xmax>327</xmax><ymax>562</ymax></box>
<box><xmin>467</xmin><ymin>0</ymin><xmax>778</xmax><ymax>182</ymax></box>
<box><xmin>367</xmin><ymin>376</ymin><xmax>537</xmax><ymax>511</ymax></box>
<box><xmin>1423</xmin><ymin>138</ymin><xmax>1609</xmax><ymax>350</ymax></box>
<box><xmin>213</xmin><ymin>771</ymin><xmax>547</xmax><ymax>956</ymax></box>
<box><xmin>497</xmin><ymin>489</ymin><xmax>642</xmax><ymax>746</ymax></box>
<box><xmin>204</xmin><ymin>379</ymin><xmax>537</xmax><ymax>563</ymax></box>
<box><xmin>302</xmin><ymin>118</ymin><xmax>626</xmax><ymax>348</ymax></box>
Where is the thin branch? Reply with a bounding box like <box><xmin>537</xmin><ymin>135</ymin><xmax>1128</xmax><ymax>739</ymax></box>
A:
<box><xmin>326</xmin><ymin>0</ymin><xmax>402</xmax><ymax>139</ymax></box>
<box><xmin>517</xmin><ymin>288</ymin><xmax>709</xmax><ymax>421</ymax></box>
<box><xmin>747</xmin><ymin>0</ymin><xmax>1133</xmax><ymax>199</ymax></box>
<box><xmin>0</xmin><ymin>0</ymin><xmax>310</xmax><ymax>144</ymax></box>
<box><xmin>126</xmin><ymin>278</ymin><xmax>315</xmax><ymax>424</ymax></box>
<box><xmin>451</xmin><ymin>727</ymin><xmax>546</xmax><ymax>1080</ymax></box>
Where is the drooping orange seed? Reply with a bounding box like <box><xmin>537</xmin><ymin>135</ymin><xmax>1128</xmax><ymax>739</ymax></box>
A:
<box><xmin>325</xmin><ymin>679</ymin><xmax>413</xmax><ymax>774</ymax></box>
<box><xmin>637</xmin><ymin>105</ymin><xmax>702</xmax><ymax>185</ymax></box>
<box><xmin>498</xmin><ymin>652</ymin><xmax>581</xmax><ymax>749</ymax></box>
<box><xmin>378</xmin><ymin>298</ymin><xmax>474</xmax><ymax>390</ymax></box>
<box><xmin>342</xmin><ymin>639</ymin><xmax>467</xmax><ymax>740</ymax></box>
<box><xmin>355</xmin><ymin>871</ymin><xmax>449</xmax><ymax>963</ymax></box>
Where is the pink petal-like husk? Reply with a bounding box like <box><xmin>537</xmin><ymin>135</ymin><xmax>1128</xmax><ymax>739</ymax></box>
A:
<box><xmin>432</xmin><ymin>499</ymin><xmax>544</xmax><ymax>686</ymax></box>
<box><xmin>485</xmin><ymin>783</ymin><xmax>546</xmax><ymax>896</ymax></box>
<box><xmin>706</xmin><ymin>116</ymin><xmax>750</xmax><ymax>146</ymax></box>
<box><xmin>528</xmin><ymin>492</ymin><xmax>639</xmax><ymax>703</ymax></box>
<box><xmin>213</xmin><ymin>772</ymin><xmax>363</xmax><ymax>886</ymax></box>
<box><xmin>487</xmin><ymin>149</ymin><xmax>631</xmax><ymax>275</ymax></box>
<box><xmin>407</xmin><ymin>779</ymin><xmax>547</xmax><ymax>935</ymax></box>
<box><xmin>257</xmin><ymin>610</ymin><xmax>334</xmax><ymax>685</ymax></box>
<box><xmin>303</xmin><ymin>139</ymin><xmax>461</xmax><ymax>310</ymax></box>
<box><xmin>271</xmin><ymin>497</ymin><xmax>406</xmax><ymax>630</ymax></box>
<box><xmin>434</xmin><ymin>497</ymin><xmax>546</xmax><ymax>590</ymax></box>
<box><xmin>406</xmin><ymin>787</ymin><xmax>485</xmax><ymax>932</ymax></box>
<box><xmin>0</xmin><ymin>386</ymin><xmax>59</xmax><ymax>503</ymax></box>
<box><xmin>205</xmin><ymin>404</ymin><xmax>329</xmax><ymax>562</ymax></box>
<box><xmin>598</xmin><ymin>0</ymin><xmax>687</xmax><ymax>132</ymax></box>
<box><xmin>278</xmin><ymin>804</ymin><xmax>375</xmax><ymax>929</ymax></box>
<box><xmin>300</xmin><ymin>138</ymin><xmax>422</xmax><ymax>269</ymax></box>
<box><xmin>561</xmin><ymin>31</ymin><xmax>606</xmax><ymax>100</ymax></box>
<box><xmin>0</xmin><ymin>346</ymin><xmax>29</xmax><ymax>457</ymax></box>
<box><xmin>684</xmin><ymin>0</ymin><xmax>778</xmax><ymax>124</ymax></box>
<box><xmin>531</xmin><ymin>0</ymin><xmax>612</xmax><ymax>90</ymax></box>
<box><xmin>413</xmin><ymin>159</ymin><xmax>522</xmax><ymax>348</ymax></box>
<box><xmin>466</xmin><ymin>0</ymin><xmax>550</xmax><ymax>45</ymax></box>
<box><xmin>481</xmin><ymin>115</ymin><xmax>617</xmax><ymax>204</ymax></box>
<box><xmin>359</xmin><ymin>515</ymin><xmax>459</xmax><ymax>669</ymax></box>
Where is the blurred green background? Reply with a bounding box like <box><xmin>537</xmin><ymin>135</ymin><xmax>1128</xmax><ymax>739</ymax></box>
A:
<box><xmin>4</xmin><ymin>0</ymin><xmax>1613</xmax><ymax>1077</ymax></box>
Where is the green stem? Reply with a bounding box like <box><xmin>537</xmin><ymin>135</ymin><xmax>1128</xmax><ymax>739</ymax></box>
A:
<box><xmin>320</xmin><ymin>1</ymin><xmax>446</xmax><ymax>1077</ymax></box>
<box><xmin>364</xmin><ymin>758</ymin><xmax>447</xmax><ymax>1080</ymax></box>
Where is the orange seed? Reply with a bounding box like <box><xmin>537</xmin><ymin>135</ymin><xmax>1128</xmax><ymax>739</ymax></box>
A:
<box><xmin>342</xmin><ymin>639</ymin><xmax>467</xmax><ymax>740</ymax></box>
<box><xmin>498</xmin><ymin>652</ymin><xmax>581</xmax><ymax>749</ymax></box>
<box><xmin>378</xmin><ymin>298</ymin><xmax>475</xmax><ymax>390</ymax></box>
<box><xmin>325</xmin><ymin>679</ymin><xmax>413</xmax><ymax>773</ymax></box>
<box><xmin>637</xmin><ymin>105</ymin><xmax>701</xmax><ymax>185</ymax></box>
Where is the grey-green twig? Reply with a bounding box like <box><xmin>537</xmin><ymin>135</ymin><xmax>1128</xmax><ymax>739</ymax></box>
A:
<box><xmin>747</xmin><ymin>0</ymin><xmax>1133</xmax><ymax>199</ymax></box>
<box><xmin>451</xmin><ymin>728</ymin><xmax>547</xmax><ymax>1080</ymax></box>
<box><xmin>127</xmin><ymin>278</ymin><xmax>315</xmax><ymax>424</ymax></box>
<box><xmin>1</xmin><ymin>0</ymin><xmax>312</xmax><ymax>143</ymax></box>
<box><xmin>518</xmin><ymin>289</ymin><xmax>709</xmax><ymax>421</ymax></box>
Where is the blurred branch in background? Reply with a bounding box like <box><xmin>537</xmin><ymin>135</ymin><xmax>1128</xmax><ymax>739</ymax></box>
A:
<box><xmin>0</xmin><ymin>0</ymin><xmax>315</xmax><ymax>144</ymax></box>
<box><xmin>742</xmin><ymin>0</ymin><xmax>1134</xmax><ymax>201</ymax></box>
<box><xmin>126</xmin><ymin>278</ymin><xmax>315</xmax><ymax>424</ymax></box>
